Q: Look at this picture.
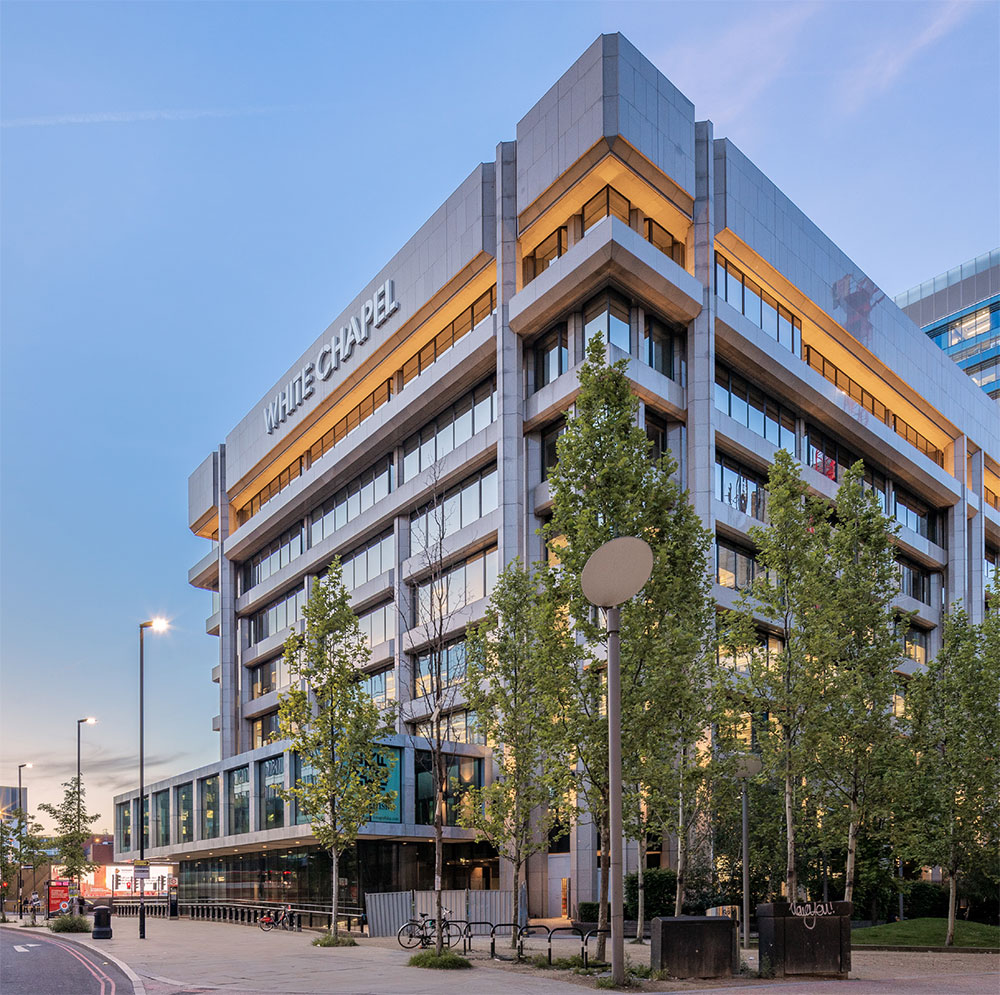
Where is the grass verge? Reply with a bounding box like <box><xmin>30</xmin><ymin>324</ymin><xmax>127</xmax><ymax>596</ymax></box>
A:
<box><xmin>408</xmin><ymin>950</ymin><xmax>472</xmax><ymax>969</ymax></box>
<box><xmin>312</xmin><ymin>931</ymin><xmax>357</xmax><ymax>947</ymax></box>
<box><xmin>852</xmin><ymin>917</ymin><xmax>999</xmax><ymax>948</ymax></box>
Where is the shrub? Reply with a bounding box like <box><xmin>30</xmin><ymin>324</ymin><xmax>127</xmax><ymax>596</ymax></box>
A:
<box><xmin>408</xmin><ymin>950</ymin><xmax>472</xmax><ymax>969</ymax></box>
<box><xmin>49</xmin><ymin>915</ymin><xmax>91</xmax><ymax>933</ymax></box>
<box><xmin>624</xmin><ymin>868</ymin><xmax>677</xmax><ymax>920</ymax></box>
<box><xmin>577</xmin><ymin>901</ymin><xmax>608</xmax><ymax>922</ymax></box>
<box><xmin>904</xmin><ymin>882</ymin><xmax>949</xmax><ymax>920</ymax></box>
<box><xmin>312</xmin><ymin>931</ymin><xmax>357</xmax><ymax>947</ymax></box>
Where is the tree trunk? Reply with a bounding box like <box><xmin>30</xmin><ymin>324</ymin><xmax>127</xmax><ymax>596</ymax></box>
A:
<box><xmin>784</xmin><ymin>742</ymin><xmax>797</xmax><ymax>902</ymax></box>
<box><xmin>596</xmin><ymin>815</ymin><xmax>610</xmax><ymax>962</ymax></box>
<box><xmin>636</xmin><ymin>835</ymin><xmax>646</xmax><ymax>942</ymax></box>
<box><xmin>435</xmin><ymin>758</ymin><xmax>444</xmax><ymax>957</ymax></box>
<box><xmin>512</xmin><ymin>846</ymin><xmax>522</xmax><ymax>951</ymax></box>
<box><xmin>674</xmin><ymin>802</ymin><xmax>686</xmax><ymax>917</ymax></box>
<box><xmin>946</xmin><ymin>871</ymin><xmax>957</xmax><ymax>947</ymax></box>
<box><xmin>843</xmin><ymin>801</ymin><xmax>859</xmax><ymax>904</ymax></box>
<box><xmin>331</xmin><ymin>848</ymin><xmax>339</xmax><ymax>937</ymax></box>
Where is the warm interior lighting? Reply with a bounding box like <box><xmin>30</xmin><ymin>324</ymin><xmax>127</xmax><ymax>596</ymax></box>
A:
<box><xmin>151</xmin><ymin>618</ymin><xmax>169</xmax><ymax>633</ymax></box>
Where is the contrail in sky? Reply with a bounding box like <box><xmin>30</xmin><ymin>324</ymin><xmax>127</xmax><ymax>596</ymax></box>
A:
<box><xmin>1</xmin><ymin>105</ymin><xmax>291</xmax><ymax>128</ymax></box>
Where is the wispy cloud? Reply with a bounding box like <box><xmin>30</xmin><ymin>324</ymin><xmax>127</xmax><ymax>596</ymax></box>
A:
<box><xmin>838</xmin><ymin>1</ymin><xmax>970</xmax><ymax>115</ymax></box>
<box><xmin>2</xmin><ymin>104</ymin><xmax>288</xmax><ymax>129</ymax></box>
<box><xmin>659</xmin><ymin>4</ymin><xmax>824</xmax><ymax>128</ymax></box>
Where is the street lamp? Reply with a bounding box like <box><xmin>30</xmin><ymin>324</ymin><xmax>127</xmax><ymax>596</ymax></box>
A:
<box><xmin>581</xmin><ymin>537</ymin><xmax>654</xmax><ymax>989</ymax></box>
<box><xmin>17</xmin><ymin>763</ymin><xmax>32</xmax><ymax>920</ymax></box>
<box><xmin>77</xmin><ymin>717</ymin><xmax>97</xmax><ymax>914</ymax></box>
<box><xmin>734</xmin><ymin>753</ymin><xmax>762</xmax><ymax>950</ymax></box>
<box><xmin>138</xmin><ymin>617</ymin><xmax>168</xmax><ymax>940</ymax></box>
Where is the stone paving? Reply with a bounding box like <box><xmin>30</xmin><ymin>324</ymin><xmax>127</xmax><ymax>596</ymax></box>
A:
<box><xmin>8</xmin><ymin>919</ymin><xmax>997</xmax><ymax>995</ymax></box>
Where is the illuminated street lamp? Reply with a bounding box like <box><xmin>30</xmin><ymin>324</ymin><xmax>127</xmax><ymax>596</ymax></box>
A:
<box><xmin>138</xmin><ymin>618</ymin><xmax>168</xmax><ymax>940</ymax></box>
<box><xmin>581</xmin><ymin>537</ymin><xmax>654</xmax><ymax>989</ymax></box>
<box><xmin>77</xmin><ymin>717</ymin><xmax>97</xmax><ymax>913</ymax></box>
<box><xmin>17</xmin><ymin>762</ymin><xmax>32</xmax><ymax>920</ymax></box>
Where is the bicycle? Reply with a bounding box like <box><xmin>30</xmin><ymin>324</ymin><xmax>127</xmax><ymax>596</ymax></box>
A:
<box><xmin>396</xmin><ymin>908</ymin><xmax>463</xmax><ymax>949</ymax></box>
<box><xmin>258</xmin><ymin>906</ymin><xmax>292</xmax><ymax>931</ymax></box>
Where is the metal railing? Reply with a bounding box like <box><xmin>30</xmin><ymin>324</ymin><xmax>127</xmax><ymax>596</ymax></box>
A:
<box><xmin>175</xmin><ymin>900</ymin><xmax>365</xmax><ymax>933</ymax></box>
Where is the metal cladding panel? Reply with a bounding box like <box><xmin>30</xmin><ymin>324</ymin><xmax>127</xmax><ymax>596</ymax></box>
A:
<box><xmin>188</xmin><ymin>451</ymin><xmax>217</xmax><ymax>529</ymax></box>
<box><xmin>365</xmin><ymin>890</ymin><xmax>414</xmax><ymax>937</ymax></box>
<box><xmin>715</xmin><ymin>138</ymin><xmax>999</xmax><ymax>451</ymax></box>
<box><xmin>516</xmin><ymin>33</ymin><xmax>696</xmax><ymax>212</ymax></box>
<box><xmin>223</xmin><ymin>163</ymin><xmax>497</xmax><ymax>489</ymax></box>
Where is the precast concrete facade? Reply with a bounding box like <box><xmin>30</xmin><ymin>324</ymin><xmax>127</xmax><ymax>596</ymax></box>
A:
<box><xmin>114</xmin><ymin>34</ymin><xmax>1000</xmax><ymax>917</ymax></box>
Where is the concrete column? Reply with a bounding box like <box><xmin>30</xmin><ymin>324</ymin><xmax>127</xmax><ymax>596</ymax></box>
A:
<box><xmin>945</xmin><ymin>435</ymin><xmax>968</xmax><ymax>612</ymax></box>
<box><xmin>394</xmin><ymin>514</ymin><xmax>411</xmax><ymax>735</ymax></box>
<box><xmin>217</xmin><ymin>444</ymin><xmax>240</xmax><ymax>759</ymax></box>
<box><xmin>968</xmin><ymin>447</ymin><xmax>986</xmax><ymax>625</ymax></box>
<box><xmin>686</xmin><ymin>122</ymin><xmax>717</xmax><ymax>532</ymax></box>
<box><xmin>495</xmin><ymin>140</ymin><xmax>523</xmax><ymax>570</ymax></box>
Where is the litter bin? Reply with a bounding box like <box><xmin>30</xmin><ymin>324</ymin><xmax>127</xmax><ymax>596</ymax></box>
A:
<box><xmin>169</xmin><ymin>888</ymin><xmax>179</xmax><ymax>919</ymax></box>
<box><xmin>92</xmin><ymin>905</ymin><xmax>113</xmax><ymax>940</ymax></box>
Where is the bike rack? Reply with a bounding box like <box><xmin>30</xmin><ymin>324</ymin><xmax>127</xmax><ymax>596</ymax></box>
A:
<box><xmin>461</xmin><ymin>920</ymin><xmax>493</xmax><ymax>954</ymax></box>
<box><xmin>488</xmin><ymin>922</ymin><xmax>520</xmax><ymax>960</ymax></box>
<box><xmin>516</xmin><ymin>923</ymin><xmax>547</xmax><ymax>960</ymax></box>
<box><xmin>530</xmin><ymin>924</ymin><xmax>585</xmax><ymax>965</ymax></box>
<box><xmin>582</xmin><ymin>928</ymin><xmax>610</xmax><ymax>969</ymax></box>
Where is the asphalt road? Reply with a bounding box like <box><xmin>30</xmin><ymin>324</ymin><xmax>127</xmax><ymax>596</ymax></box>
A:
<box><xmin>0</xmin><ymin>927</ymin><xmax>135</xmax><ymax>995</ymax></box>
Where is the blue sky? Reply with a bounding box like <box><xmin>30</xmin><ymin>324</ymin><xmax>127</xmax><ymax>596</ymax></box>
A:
<box><xmin>2</xmin><ymin>1</ymin><xmax>997</xmax><ymax>830</ymax></box>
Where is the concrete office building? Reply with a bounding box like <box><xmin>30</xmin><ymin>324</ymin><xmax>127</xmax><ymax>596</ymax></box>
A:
<box><xmin>895</xmin><ymin>249</ymin><xmax>1000</xmax><ymax>402</ymax></box>
<box><xmin>113</xmin><ymin>34</ymin><xmax>1000</xmax><ymax>918</ymax></box>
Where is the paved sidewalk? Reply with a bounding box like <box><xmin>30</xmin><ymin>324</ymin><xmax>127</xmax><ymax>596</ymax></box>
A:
<box><xmin>23</xmin><ymin>918</ymin><xmax>1000</xmax><ymax>995</ymax></box>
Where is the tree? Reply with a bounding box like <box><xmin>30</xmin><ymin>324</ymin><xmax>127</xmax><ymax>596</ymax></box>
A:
<box><xmin>461</xmin><ymin>559</ymin><xmax>572</xmax><ymax>947</ymax></box>
<box><xmin>720</xmin><ymin>448</ymin><xmax>833</xmax><ymax>902</ymax></box>
<box><xmin>279</xmin><ymin>559</ymin><xmax>397</xmax><ymax>939</ymax></box>
<box><xmin>11</xmin><ymin>809</ymin><xmax>48</xmax><ymax>923</ymax></box>
<box><xmin>543</xmin><ymin>333</ymin><xmax>715</xmax><ymax>956</ymax></box>
<box><xmin>407</xmin><ymin>461</ymin><xmax>485</xmax><ymax>955</ymax></box>
<box><xmin>898</xmin><ymin>606</ymin><xmax>1000</xmax><ymax>945</ymax></box>
<box><xmin>39</xmin><ymin>776</ymin><xmax>99</xmax><ymax>912</ymax></box>
<box><xmin>810</xmin><ymin>462</ymin><xmax>906</xmax><ymax>903</ymax></box>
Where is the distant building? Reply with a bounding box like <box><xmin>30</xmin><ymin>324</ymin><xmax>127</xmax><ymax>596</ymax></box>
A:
<box><xmin>0</xmin><ymin>786</ymin><xmax>25</xmax><ymax>825</ymax></box>
<box><xmin>895</xmin><ymin>250</ymin><xmax>1000</xmax><ymax>401</ymax></box>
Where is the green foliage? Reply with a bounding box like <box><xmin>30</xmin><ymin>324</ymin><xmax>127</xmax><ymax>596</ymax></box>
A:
<box><xmin>852</xmin><ymin>917</ymin><xmax>999</xmax><ymax>948</ymax></box>
<box><xmin>624</xmin><ymin>868</ymin><xmax>676</xmax><ymax>920</ymax></box>
<box><xmin>577</xmin><ymin>902</ymin><xmax>607</xmax><ymax>923</ymax></box>
<box><xmin>407</xmin><ymin>950</ymin><xmax>472</xmax><ymax>969</ymax></box>
<box><xmin>719</xmin><ymin>448</ymin><xmax>833</xmax><ymax>902</ymax></box>
<box><xmin>543</xmin><ymin>333</ymin><xmax>716</xmax><ymax>928</ymax></box>
<box><xmin>896</xmin><ymin>605</ymin><xmax>1000</xmax><ymax>943</ymax></box>
<box><xmin>903</xmin><ymin>882</ymin><xmax>949</xmax><ymax>920</ymax></box>
<box><xmin>311</xmin><ymin>930</ymin><xmax>357</xmax><ymax>946</ymax></box>
<box><xmin>38</xmin><ymin>777</ymin><xmax>99</xmax><ymax>883</ymax></box>
<box><xmin>49</xmin><ymin>914</ymin><xmax>91</xmax><ymax>933</ymax></box>
<box><xmin>462</xmin><ymin>559</ymin><xmax>572</xmax><ymax>941</ymax></box>
<box><xmin>278</xmin><ymin>559</ymin><xmax>397</xmax><ymax>936</ymax></box>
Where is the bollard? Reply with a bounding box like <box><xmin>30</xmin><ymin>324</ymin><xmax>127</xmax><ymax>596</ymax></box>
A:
<box><xmin>92</xmin><ymin>906</ymin><xmax>113</xmax><ymax>940</ymax></box>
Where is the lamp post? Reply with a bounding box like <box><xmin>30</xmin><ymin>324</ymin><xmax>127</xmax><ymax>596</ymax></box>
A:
<box><xmin>138</xmin><ymin>618</ymin><xmax>168</xmax><ymax>940</ymax></box>
<box><xmin>17</xmin><ymin>762</ymin><xmax>32</xmax><ymax>920</ymax></box>
<box><xmin>581</xmin><ymin>537</ymin><xmax>653</xmax><ymax>989</ymax></box>
<box><xmin>734</xmin><ymin>753</ymin><xmax>762</xmax><ymax>950</ymax></box>
<box><xmin>76</xmin><ymin>717</ymin><xmax>97</xmax><ymax>913</ymax></box>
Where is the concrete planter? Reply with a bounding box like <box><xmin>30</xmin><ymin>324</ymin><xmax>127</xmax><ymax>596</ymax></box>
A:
<box><xmin>757</xmin><ymin>901</ymin><xmax>852</xmax><ymax>979</ymax></box>
<box><xmin>649</xmin><ymin>916</ymin><xmax>739</xmax><ymax>978</ymax></box>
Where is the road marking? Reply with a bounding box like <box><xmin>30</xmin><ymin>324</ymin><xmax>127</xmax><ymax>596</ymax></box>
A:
<box><xmin>13</xmin><ymin>944</ymin><xmax>29</xmax><ymax>952</ymax></box>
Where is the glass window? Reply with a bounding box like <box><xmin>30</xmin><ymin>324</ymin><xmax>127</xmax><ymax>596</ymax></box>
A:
<box><xmin>175</xmin><ymin>783</ymin><xmax>193</xmax><ymax>844</ymax></box>
<box><xmin>412</xmin><ymin>547</ymin><xmax>498</xmax><ymax>626</ymax></box>
<box><xmin>716</xmin><ymin>253</ymin><xmax>801</xmax><ymax>357</ymax></box>
<box><xmin>904</xmin><ymin>626</ymin><xmax>928</xmax><ymax>666</ymax></box>
<box><xmin>415</xmin><ymin>750</ymin><xmax>483</xmax><ymax>825</ymax></box>
<box><xmin>251</xmin><ymin>657</ymin><xmax>283</xmax><ymax>699</ymax></box>
<box><xmin>716</xmin><ymin>453</ymin><xmax>768</xmax><ymax>521</ymax></box>
<box><xmin>258</xmin><ymin>756</ymin><xmax>285</xmax><ymax>831</ymax></box>
<box><xmin>716</xmin><ymin>538</ymin><xmax>758</xmax><ymax>591</ymax></box>
<box><xmin>898</xmin><ymin>557</ymin><xmax>931</xmax><ymax>605</ymax></box>
<box><xmin>533</xmin><ymin>325</ymin><xmax>568</xmax><ymax>391</ymax></box>
<box><xmin>894</xmin><ymin>489</ymin><xmax>936</xmax><ymax>543</ymax></box>
<box><xmin>361</xmin><ymin>666</ymin><xmax>396</xmax><ymax>707</ymax></box>
<box><xmin>524</xmin><ymin>226</ymin><xmax>567</xmax><ymax>284</ymax></box>
<box><xmin>227</xmin><ymin>766</ymin><xmax>250</xmax><ymax>836</ymax></box>
<box><xmin>152</xmin><ymin>790</ymin><xmax>169</xmax><ymax>848</ymax></box>
<box><xmin>643</xmin><ymin>316</ymin><xmax>678</xmax><ymax>379</ymax></box>
<box><xmin>410</xmin><ymin>467</ymin><xmax>497</xmax><ymax>554</ymax></box>
<box><xmin>199</xmin><ymin>775</ymin><xmax>219</xmax><ymax>840</ymax></box>
<box><xmin>542</xmin><ymin>421</ymin><xmax>566</xmax><ymax>480</ymax></box>
<box><xmin>414</xmin><ymin>639</ymin><xmax>467</xmax><ymax>698</ymax></box>
<box><xmin>293</xmin><ymin>753</ymin><xmax>317</xmax><ymax>825</ymax></box>
<box><xmin>116</xmin><ymin>801</ymin><xmax>131</xmax><ymax>852</ymax></box>
<box><xmin>584</xmin><ymin>290</ymin><xmax>631</xmax><ymax>354</ymax></box>
<box><xmin>645</xmin><ymin>217</ymin><xmax>684</xmax><ymax>266</ymax></box>
<box><xmin>717</xmin><ymin>363</ymin><xmax>796</xmax><ymax>455</ymax></box>
<box><xmin>251</xmin><ymin>711</ymin><xmax>281</xmax><ymax>750</ymax></box>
